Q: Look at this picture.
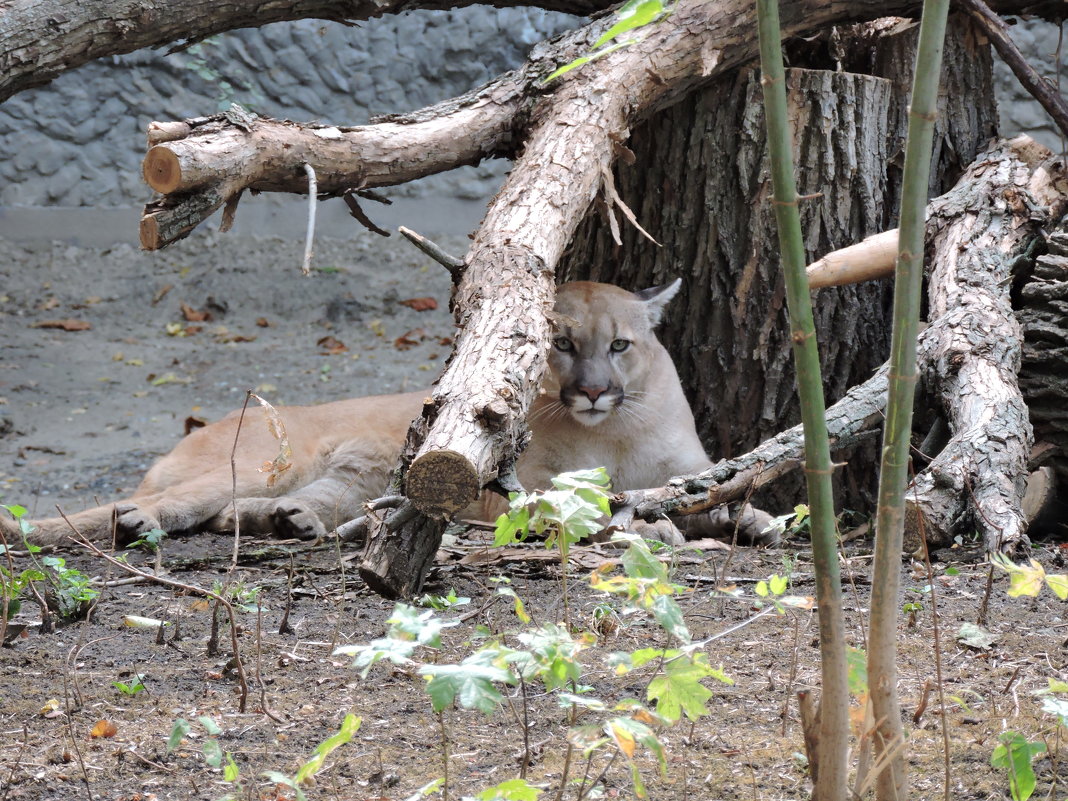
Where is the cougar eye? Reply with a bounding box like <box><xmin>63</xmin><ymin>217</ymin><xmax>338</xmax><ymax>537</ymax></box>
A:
<box><xmin>553</xmin><ymin>336</ymin><xmax>574</xmax><ymax>352</ymax></box>
<box><xmin>610</xmin><ymin>339</ymin><xmax>630</xmax><ymax>353</ymax></box>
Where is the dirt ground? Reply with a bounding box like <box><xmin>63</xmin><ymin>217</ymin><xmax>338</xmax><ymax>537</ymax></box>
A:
<box><xmin>1</xmin><ymin>231</ymin><xmax>1067</xmax><ymax>801</ymax></box>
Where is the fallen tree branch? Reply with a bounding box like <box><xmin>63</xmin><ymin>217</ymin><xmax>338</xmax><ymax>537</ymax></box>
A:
<box><xmin>904</xmin><ymin>136</ymin><xmax>1068</xmax><ymax>552</ymax></box>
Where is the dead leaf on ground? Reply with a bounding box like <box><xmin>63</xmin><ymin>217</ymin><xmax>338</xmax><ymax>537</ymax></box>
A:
<box><xmin>215</xmin><ymin>331</ymin><xmax>255</xmax><ymax>343</ymax></box>
<box><xmin>180</xmin><ymin>302</ymin><xmax>213</xmax><ymax>323</ymax></box>
<box><xmin>394</xmin><ymin>328</ymin><xmax>426</xmax><ymax>351</ymax></box>
<box><xmin>317</xmin><ymin>335</ymin><xmax>348</xmax><ymax>355</ymax></box>
<box><xmin>151</xmin><ymin>284</ymin><xmax>174</xmax><ymax>305</ymax></box>
<box><xmin>399</xmin><ymin>296</ymin><xmax>438</xmax><ymax>312</ymax></box>
<box><xmin>31</xmin><ymin>319</ymin><xmax>91</xmax><ymax>331</ymax></box>
<box><xmin>90</xmin><ymin>720</ymin><xmax>118</xmax><ymax>739</ymax></box>
<box><xmin>256</xmin><ymin>317</ymin><xmax>271</xmax><ymax>328</ymax></box>
<box><xmin>38</xmin><ymin>297</ymin><xmax>59</xmax><ymax>311</ymax></box>
<box><xmin>438</xmin><ymin>336</ymin><xmax>453</xmax><ymax>347</ymax></box>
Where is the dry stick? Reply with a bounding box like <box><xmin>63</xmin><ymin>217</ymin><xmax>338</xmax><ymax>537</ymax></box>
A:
<box><xmin>229</xmin><ymin>391</ymin><xmax>253</xmax><ymax>570</ymax></box>
<box><xmin>397</xmin><ymin>226</ymin><xmax>465</xmax><ymax>276</ymax></box>
<box><xmin>302</xmin><ymin>163</ymin><xmax>317</xmax><ymax>275</ymax></box>
<box><xmin>0</xmin><ymin>723</ymin><xmax>29</xmax><ymax>801</ymax></box>
<box><xmin>959</xmin><ymin>0</ymin><xmax>1068</xmax><ymax>141</ymax></box>
<box><xmin>915</xmin><ymin>511</ymin><xmax>951</xmax><ymax>801</ymax></box>
<box><xmin>65</xmin><ymin>529</ymin><xmax>251</xmax><ymax>713</ymax></box>
<box><xmin>61</xmin><ymin>640</ymin><xmax>94</xmax><ymax>801</ymax></box>
<box><xmin>438</xmin><ymin>710</ymin><xmax>450</xmax><ymax>801</ymax></box>
<box><xmin>256</xmin><ymin>599</ymin><xmax>284</xmax><ymax>724</ymax></box>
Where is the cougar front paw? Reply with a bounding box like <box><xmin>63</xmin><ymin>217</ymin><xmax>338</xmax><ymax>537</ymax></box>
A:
<box><xmin>271</xmin><ymin>502</ymin><xmax>326</xmax><ymax>541</ymax></box>
<box><xmin>630</xmin><ymin>518</ymin><xmax>686</xmax><ymax>548</ymax></box>
<box><xmin>114</xmin><ymin>503</ymin><xmax>163</xmax><ymax>543</ymax></box>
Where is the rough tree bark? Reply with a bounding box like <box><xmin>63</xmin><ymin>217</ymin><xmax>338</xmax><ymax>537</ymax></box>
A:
<box><xmin>558</xmin><ymin>17</ymin><xmax>998</xmax><ymax>515</ymax></box>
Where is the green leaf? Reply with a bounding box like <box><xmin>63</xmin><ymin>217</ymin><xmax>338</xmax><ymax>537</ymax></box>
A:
<box><xmin>494</xmin><ymin>504</ymin><xmax>531</xmax><ymax>546</ymax></box>
<box><xmin>496</xmin><ymin>586</ymin><xmax>531</xmax><ymax>623</ymax></box>
<box><xmin>295</xmin><ymin>713</ymin><xmax>361</xmax><ymax>785</ymax></box>
<box><xmin>167</xmin><ymin>718</ymin><xmax>190</xmax><ymax>753</ymax></box>
<box><xmin>1046</xmin><ymin>573</ymin><xmax>1068</xmax><ymax>600</ymax></box>
<box><xmin>620</xmin><ymin>537</ymin><xmax>669</xmax><ymax>582</ymax></box>
<box><xmin>542</xmin><ymin>39</ymin><xmax>633</xmax><ymax>83</ymax></box>
<box><xmin>650</xmin><ymin>594</ymin><xmax>690</xmax><ymax>643</ymax></box>
<box><xmin>197</xmin><ymin>716</ymin><xmax>222</xmax><ymax>736</ymax></box>
<box><xmin>202</xmin><ymin>738</ymin><xmax>224</xmax><ymax>768</ymax></box>
<box><xmin>991</xmin><ymin>731</ymin><xmax>1045</xmax><ymax>801</ymax></box>
<box><xmin>1041</xmin><ymin>696</ymin><xmax>1068</xmax><ymax>728</ymax></box>
<box><xmin>262</xmin><ymin>770</ymin><xmax>305</xmax><ymax>801</ymax></box>
<box><xmin>474</xmin><ymin>778</ymin><xmax>545</xmax><ymax>800</ymax></box>
<box><xmin>422</xmin><ymin>650</ymin><xmax>516</xmax><ymax>715</ymax></box>
<box><xmin>223</xmin><ymin>752</ymin><xmax>241</xmax><ymax>782</ymax></box>
<box><xmin>646</xmin><ymin>653</ymin><xmax>715</xmax><ymax>722</ymax></box>
<box><xmin>592</xmin><ymin>0</ymin><xmax>666</xmax><ymax>49</ymax></box>
<box><xmin>403</xmin><ymin>778</ymin><xmax>445</xmax><ymax>801</ymax></box>
<box><xmin>769</xmin><ymin>574</ymin><xmax>788</xmax><ymax>595</ymax></box>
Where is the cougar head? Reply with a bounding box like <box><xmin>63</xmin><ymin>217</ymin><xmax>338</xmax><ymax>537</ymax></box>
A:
<box><xmin>544</xmin><ymin>279</ymin><xmax>681</xmax><ymax>427</ymax></box>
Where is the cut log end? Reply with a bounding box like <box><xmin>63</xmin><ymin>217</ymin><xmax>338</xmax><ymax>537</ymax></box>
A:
<box><xmin>139</xmin><ymin>214</ymin><xmax>162</xmax><ymax>251</ymax></box>
<box><xmin>406</xmin><ymin>450</ymin><xmax>481</xmax><ymax>518</ymax></box>
<box><xmin>143</xmin><ymin>145</ymin><xmax>183</xmax><ymax>194</ymax></box>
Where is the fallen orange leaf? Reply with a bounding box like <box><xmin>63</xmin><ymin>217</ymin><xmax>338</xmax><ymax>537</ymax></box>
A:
<box><xmin>90</xmin><ymin>720</ymin><xmax>118</xmax><ymax>739</ymax></box>
<box><xmin>400</xmin><ymin>297</ymin><xmax>438</xmax><ymax>312</ymax></box>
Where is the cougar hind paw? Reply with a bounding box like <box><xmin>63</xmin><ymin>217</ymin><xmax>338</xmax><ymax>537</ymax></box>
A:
<box><xmin>270</xmin><ymin>501</ymin><xmax>327</xmax><ymax>541</ymax></box>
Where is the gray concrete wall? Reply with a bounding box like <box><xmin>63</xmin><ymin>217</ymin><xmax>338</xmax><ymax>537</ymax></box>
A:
<box><xmin>0</xmin><ymin>10</ymin><xmax>1063</xmax><ymax>245</ymax></box>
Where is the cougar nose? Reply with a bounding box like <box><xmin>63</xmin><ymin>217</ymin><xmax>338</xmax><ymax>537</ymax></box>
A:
<box><xmin>579</xmin><ymin>386</ymin><xmax>608</xmax><ymax>402</ymax></box>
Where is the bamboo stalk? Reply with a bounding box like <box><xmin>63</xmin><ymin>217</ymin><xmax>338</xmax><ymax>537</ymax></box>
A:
<box><xmin>755</xmin><ymin>2</ymin><xmax>849</xmax><ymax>799</ymax></box>
<box><xmin>868</xmin><ymin>2</ymin><xmax>951</xmax><ymax>799</ymax></box>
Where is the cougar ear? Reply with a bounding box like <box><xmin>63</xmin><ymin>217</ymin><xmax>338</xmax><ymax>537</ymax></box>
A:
<box><xmin>634</xmin><ymin>278</ymin><xmax>682</xmax><ymax>325</ymax></box>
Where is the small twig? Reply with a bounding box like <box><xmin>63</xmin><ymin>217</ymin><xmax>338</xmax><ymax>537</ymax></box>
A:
<box><xmin>278</xmin><ymin>557</ymin><xmax>295</xmax><ymax>636</ymax></box>
<box><xmin>62</xmin><ymin>640</ymin><xmax>94</xmax><ymax>801</ymax></box>
<box><xmin>398</xmin><ymin>226</ymin><xmax>464</xmax><ymax>277</ymax></box>
<box><xmin>122</xmin><ymin>749</ymin><xmax>175</xmax><ymax>773</ymax></box>
<box><xmin>343</xmin><ymin>191</ymin><xmax>391</xmax><ymax>237</ymax></box>
<box><xmin>256</xmin><ymin>598</ymin><xmax>284</xmax><ymax>724</ymax></box>
<box><xmin>229</xmin><ymin>391</ymin><xmax>253</xmax><ymax>570</ymax></box>
<box><xmin>978</xmin><ymin>563</ymin><xmax>994</xmax><ymax>627</ymax></box>
<box><xmin>302</xmin><ymin>163</ymin><xmax>317</xmax><ymax>275</ymax></box>
<box><xmin>0</xmin><ymin>723</ymin><xmax>29</xmax><ymax>801</ymax></box>
<box><xmin>959</xmin><ymin>0</ymin><xmax>1068</xmax><ymax>141</ymax></box>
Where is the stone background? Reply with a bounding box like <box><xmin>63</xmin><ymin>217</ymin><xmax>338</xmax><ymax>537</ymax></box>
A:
<box><xmin>0</xmin><ymin>9</ymin><xmax>1062</xmax><ymax>242</ymax></box>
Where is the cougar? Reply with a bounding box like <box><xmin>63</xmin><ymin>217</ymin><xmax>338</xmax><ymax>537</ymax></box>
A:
<box><xmin>3</xmin><ymin>280</ymin><xmax>771</xmax><ymax>548</ymax></box>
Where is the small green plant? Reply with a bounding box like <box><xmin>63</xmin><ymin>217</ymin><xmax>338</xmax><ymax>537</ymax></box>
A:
<box><xmin>417</xmin><ymin>589</ymin><xmax>471</xmax><ymax>611</ymax></box>
<box><xmin>0</xmin><ymin>505</ymin><xmax>98</xmax><ymax>623</ymax></box>
<box><xmin>761</xmin><ymin>503</ymin><xmax>811</xmax><ymax>541</ymax></box>
<box><xmin>211</xmin><ymin>579</ymin><xmax>262</xmax><ymax>612</ymax></box>
<box><xmin>263</xmin><ymin>712</ymin><xmax>362</xmax><ymax>800</ymax></box>
<box><xmin>112</xmin><ymin>673</ymin><xmax>147</xmax><ymax>696</ymax></box>
<box><xmin>991</xmin><ymin>731</ymin><xmax>1045</xmax><ymax>801</ymax></box>
<box><xmin>168</xmin><ymin>716</ymin><xmax>242</xmax><ymax>793</ymax></box>
<box><xmin>494</xmin><ymin>467</ymin><xmax>612</xmax><ymax>629</ymax></box>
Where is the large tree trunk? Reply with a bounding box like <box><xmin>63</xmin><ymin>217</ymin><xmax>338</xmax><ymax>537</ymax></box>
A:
<box><xmin>558</xmin><ymin>18</ymin><xmax>998</xmax><ymax>515</ymax></box>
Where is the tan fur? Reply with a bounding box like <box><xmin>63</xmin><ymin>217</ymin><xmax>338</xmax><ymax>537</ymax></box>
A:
<box><xmin>4</xmin><ymin>280</ymin><xmax>722</xmax><ymax>548</ymax></box>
